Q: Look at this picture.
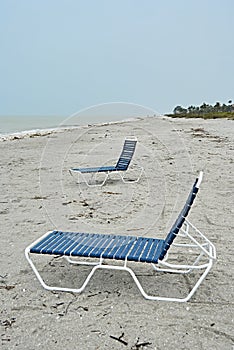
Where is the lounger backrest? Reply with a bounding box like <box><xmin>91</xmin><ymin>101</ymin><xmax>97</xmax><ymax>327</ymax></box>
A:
<box><xmin>159</xmin><ymin>173</ymin><xmax>202</xmax><ymax>261</ymax></box>
<box><xmin>115</xmin><ymin>139</ymin><xmax>137</xmax><ymax>171</ymax></box>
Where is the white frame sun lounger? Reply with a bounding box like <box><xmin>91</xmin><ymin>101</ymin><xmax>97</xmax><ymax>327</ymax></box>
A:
<box><xmin>25</xmin><ymin>172</ymin><xmax>216</xmax><ymax>302</ymax></box>
<box><xmin>69</xmin><ymin>137</ymin><xmax>143</xmax><ymax>186</ymax></box>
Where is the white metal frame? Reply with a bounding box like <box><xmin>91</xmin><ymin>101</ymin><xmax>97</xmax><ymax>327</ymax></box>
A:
<box><xmin>69</xmin><ymin>165</ymin><xmax>144</xmax><ymax>187</ymax></box>
<box><xmin>25</xmin><ymin>220</ymin><xmax>216</xmax><ymax>302</ymax></box>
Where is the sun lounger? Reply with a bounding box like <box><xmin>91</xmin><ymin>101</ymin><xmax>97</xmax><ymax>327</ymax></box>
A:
<box><xmin>69</xmin><ymin>137</ymin><xmax>142</xmax><ymax>186</ymax></box>
<box><xmin>25</xmin><ymin>171</ymin><xmax>216</xmax><ymax>302</ymax></box>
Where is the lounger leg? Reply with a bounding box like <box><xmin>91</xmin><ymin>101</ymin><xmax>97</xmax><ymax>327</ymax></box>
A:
<box><xmin>82</xmin><ymin>262</ymin><xmax>214</xmax><ymax>302</ymax></box>
<box><xmin>118</xmin><ymin>166</ymin><xmax>144</xmax><ymax>184</ymax></box>
<box><xmin>70</xmin><ymin>170</ymin><xmax>110</xmax><ymax>187</ymax></box>
<box><xmin>25</xmin><ymin>247</ymin><xmax>101</xmax><ymax>293</ymax></box>
<box><xmin>124</xmin><ymin>259</ymin><xmax>214</xmax><ymax>302</ymax></box>
<box><xmin>86</xmin><ymin>173</ymin><xmax>110</xmax><ymax>187</ymax></box>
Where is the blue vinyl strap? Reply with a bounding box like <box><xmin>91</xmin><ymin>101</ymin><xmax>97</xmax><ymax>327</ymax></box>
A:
<box><xmin>30</xmin><ymin>231</ymin><xmax>164</xmax><ymax>264</ymax></box>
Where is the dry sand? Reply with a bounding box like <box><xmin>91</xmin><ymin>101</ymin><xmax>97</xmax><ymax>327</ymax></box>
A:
<box><xmin>0</xmin><ymin>116</ymin><xmax>233</xmax><ymax>349</ymax></box>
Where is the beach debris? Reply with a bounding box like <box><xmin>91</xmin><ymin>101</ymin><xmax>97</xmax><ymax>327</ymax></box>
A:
<box><xmin>0</xmin><ymin>285</ymin><xmax>15</xmax><ymax>290</ymax></box>
<box><xmin>189</xmin><ymin>127</ymin><xmax>227</xmax><ymax>142</ymax></box>
<box><xmin>1</xmin><ymin>317</ymin><xmax>16</xmax><ymax>329</ymax></box>
<box><xmin>102</xmin><ymin>191</ymin><xmax>122</xmax><ymax>195</ymax></box>
<box><xmin>51</xmin><ymin>300</ymin><xmax>75</xmax><ymax>317</ymax></box>
<box><xmin>51</xmin><ymin>302</ymin><xmax>65</xmax><ymax>308</ymax></box>
<box><xmin>126</xmin><ymin>227</ymin><xmax>144</xmax><ymax>231</ymax></box>
<box><xmin>191</xmin><ymin>127</ymin><xmax>206</xmax><ymax>134</ymax></box>
<box><xmin>80</xmin><ymin>199</ymin><xmax>89</xmax><ymax>207</ymax></box>
<box><xmin>32</xmin><ymin>195</ymin><xmax>48</xmax><ymax>200</ymax></box>
<box><xmin>1</xmin><ymin>336</ymin><xmax>11</xmax><ymax>342</ymax></box>
<box><xmin>61</xmin><ymin>300</ymin><xmax>74</xmax><ymax>316</ymax></box>
<box><xmin>36</xmin><ymin>220</ymin><xmax>46</xmax><ymax>225</ymax></box>
<box><xmin>0</xmin><ymin>209</ymin><xmax>9</xmax><ymax>215</ymax></box>
<box><xmin>69</xmin><ymin>216</ymin><xmax>80</xmax><ymax>220</ymax></box>
<box><xmin>87</xmin><ymin>292</ymin><xmax>102</xmax><ymax>298</ymax></box>
<box><xmin>90</xmin><ymin>329</ymin><xmax>102</xmax><ymax>334</ymax></box>
<box><xmin>110</xmin><ymin>333</ymin><xmax>128</xmax><ymax>346</ymax></box>
<box><xmin>77</xmin><ymin>305</ymin><xmax>89</xmax><ymax>312</ymax></box>
<box><xmin>62</xmin><ymin>200</ymin><xmax>72</xmax><ymax>205</ymax></box>
<box><xmin>131</xmin><ymin>338</ymin><xmax>152</xmax><ymax>349</ymax></box>
<box><xmin>48</xmin><ymin>256</ymin><xmax>62</xmax><ymax>266</ymax></box>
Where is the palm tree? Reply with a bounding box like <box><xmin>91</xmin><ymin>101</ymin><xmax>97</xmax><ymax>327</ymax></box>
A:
<box><xmin>214</xmin><ymin>102</ymin><xmax>221</xmax><ymax>112</ymax></box>
<box><xmin>188</xmin><ymin>105</ymin><xmax>196</xmax><ymax>114</ymax></box>
<box><xmin>200</xmin><ymin>103</ymin><xmax>209</xmax><ymax>113</ymax></box>
<box><xmin>173</xmin><ymin>105</ymin><xmax>187</xmax><ymax>114</ymax></box>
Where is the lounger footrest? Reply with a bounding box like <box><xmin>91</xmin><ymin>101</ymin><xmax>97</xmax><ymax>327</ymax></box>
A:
<box><xmin>30</xmin><ymin>231</ymin><xmax>165</xmax><ymax>264</ymax></box>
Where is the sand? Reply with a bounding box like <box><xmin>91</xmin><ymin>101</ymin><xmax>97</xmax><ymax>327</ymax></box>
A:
<box><xmin>0</xmin><ymin>116</ymin><xmax>233</xmax><ymax>349</ymax></box>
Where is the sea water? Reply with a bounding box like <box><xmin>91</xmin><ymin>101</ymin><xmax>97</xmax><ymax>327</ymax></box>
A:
<box><xmin>0</xmin><ymin>115</ymin><xmax>68</xmax><ymax>135</ymax></box>
<box><xmin>0</xmin><ymin>103</ymin><xmax>158</xmax><ymax>136</ymax></box>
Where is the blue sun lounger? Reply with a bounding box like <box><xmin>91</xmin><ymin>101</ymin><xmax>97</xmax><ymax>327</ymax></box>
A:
<box><xmin>69</xmin><ymin>138</ymin><xmax>143</xmax><ymax>186</ymax></box>
<box><xmin>25</xmin><ymin>172</ymin><xmax>216</xmax><ymax>302</ymax></box>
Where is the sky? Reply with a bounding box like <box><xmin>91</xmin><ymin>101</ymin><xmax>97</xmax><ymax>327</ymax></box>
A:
<box><xmin>0</xmin><ymin>0</ymin><xmax>234</xmax><ymax>116</ymax></box>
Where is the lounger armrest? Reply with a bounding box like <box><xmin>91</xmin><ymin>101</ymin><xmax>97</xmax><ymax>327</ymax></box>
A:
<box><xmin>183</xmin><ymin>219</ymin><xmax>216</xmax><ymax>260</ymax></box>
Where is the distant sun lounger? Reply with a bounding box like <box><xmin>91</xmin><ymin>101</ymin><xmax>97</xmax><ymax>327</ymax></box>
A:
<box><xmin>69</xmin><ymin>137</ymin><xmax>143</xmax><ymax>186</ymax></box>
<box><xmin>25</xmin><ymin>171</ymin><xmax>216</xmax><ymax>302</ymax></box>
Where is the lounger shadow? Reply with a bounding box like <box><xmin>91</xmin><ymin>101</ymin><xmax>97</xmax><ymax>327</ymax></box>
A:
<box><xmin>69</xmin><ymin>137</ymin><xmax>143</xmax><ymax>186</ymax></box>
<box><xmin>25</xmin><ymin>172</ymin><xmax>216</xmax><ymax>302</ymax></box>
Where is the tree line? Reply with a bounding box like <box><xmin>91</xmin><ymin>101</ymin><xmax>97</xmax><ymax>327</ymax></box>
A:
<box><xmin>173</xmin><ymin>100</ymin><xmax>233</xmax><ymax>115</ymax></box>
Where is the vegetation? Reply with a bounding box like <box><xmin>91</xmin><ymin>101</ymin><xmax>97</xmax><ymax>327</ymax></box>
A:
<box><xmin>166</xmin><ymin>100</ymin><xmax>234</xmax><ymax>119</ymax></box>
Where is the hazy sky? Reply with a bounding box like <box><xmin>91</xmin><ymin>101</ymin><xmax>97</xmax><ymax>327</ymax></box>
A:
<box><xmin>1</xmin><ymin>0</ymin><xmax>234</xmax><ymax>116</ymax></box>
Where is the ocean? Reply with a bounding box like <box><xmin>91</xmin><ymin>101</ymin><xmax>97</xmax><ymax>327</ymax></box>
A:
<box><xmin>0</xmin><ymin>115</ymin><xmax>67</xmax><ymax>134</ymax></box>
<box><xmin>0</xmin><ymin>104</ymin><xmax>159</xmax><ymax>136</ymax></box>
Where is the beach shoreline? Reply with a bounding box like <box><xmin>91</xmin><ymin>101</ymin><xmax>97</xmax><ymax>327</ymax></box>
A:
<box><xmin>0</xmin><ymin>115</ymin><xmax>145</xmax><ymax>141</ymax></box>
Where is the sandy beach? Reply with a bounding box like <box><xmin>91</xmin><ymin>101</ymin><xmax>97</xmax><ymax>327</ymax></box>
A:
<box><xmin>0</xmin><ymin>116</ymin><xmax>233</xmax><ymax>349</ymax></box>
